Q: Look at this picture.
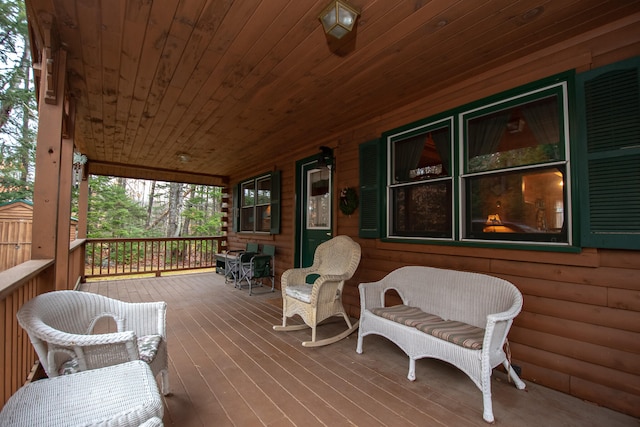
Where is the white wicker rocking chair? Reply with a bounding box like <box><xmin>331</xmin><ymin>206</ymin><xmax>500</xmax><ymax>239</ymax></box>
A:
<box><xmin>17</xmin><ymin>290</ymin><xmax>170</xmax><ymax>395</ymax></box>
<box><xmin>273</xmin><ymin>235</ymin><xmax>361</xmax><ymax>347</ymax></box>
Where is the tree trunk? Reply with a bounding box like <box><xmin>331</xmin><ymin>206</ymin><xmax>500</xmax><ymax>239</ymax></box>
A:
<box><xmin>167</xmin><ymin>182</ymin><xmax>183</xmax><ymax>237</ymax></box>
<box><xmin>180</xmin><ymin>184</ymin><xmax>197</xmax><ymax>235</ymax></box>
<box><xmin>146</xmin><ymin>180</ymin><xmax>156</xmax><ymax>228</ymax></box>
<box><xmin>19</xmin><ymin>36</ymin><xmax>30</xmax><ymax>182</ymax></box>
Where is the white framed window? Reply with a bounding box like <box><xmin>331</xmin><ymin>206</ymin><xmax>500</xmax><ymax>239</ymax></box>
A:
<box><xmin>240</xmin><ymin>174</ymin><xmax>272</xmax><ymax>233</ymax></box>
<box><xmin>384</xmin><ymin>78</ymin><xmax>571</xmax><ymax>245</ymax></box>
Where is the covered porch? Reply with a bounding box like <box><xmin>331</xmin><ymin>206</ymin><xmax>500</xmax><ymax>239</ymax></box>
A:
<box><xmin>80</xmin><ymin>272</ymin><xmax>635</xmax><ymax>426</ymax></box>
<box><xmin>2</xmin><ymin>0</ymin><xmax>638</xmax><ymax>422</ymax></box>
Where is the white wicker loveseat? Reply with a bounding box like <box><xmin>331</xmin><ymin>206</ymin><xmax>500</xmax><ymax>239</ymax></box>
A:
<box><xmin>356</xmin><ymin>266</ymin><xmax>525</xmax><ymax>423</ymax></box>
<box><xmin>17</xmin><ymin>290</ymin><xmax>169</xmax><ymax>395</ymax></box>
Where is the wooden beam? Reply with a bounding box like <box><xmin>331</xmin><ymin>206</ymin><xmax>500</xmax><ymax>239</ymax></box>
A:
<box><xmin>32</xmin><ymin>48</ymin><xmax>66</xmax><ymax>260</ymax></box>
<box><xmin>87</xmin><ymin>161</ymin><xmax>228</xmax><ymax>187</ymax></box>
<box><xmin>77</xmin><ymin>178</ymin><xmax>88</xmax><ymax>239</ymax></box>
<box><xmin>55</xmin><ymin>132</ymin><xmax>73</xmax><ymax>290</ymax></box>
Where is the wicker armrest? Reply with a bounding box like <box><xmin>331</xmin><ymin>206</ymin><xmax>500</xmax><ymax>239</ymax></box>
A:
<box><xmin>358</xmin><ymin>281</ymin><xmax>387</xmax><ymax>310</ymax></box>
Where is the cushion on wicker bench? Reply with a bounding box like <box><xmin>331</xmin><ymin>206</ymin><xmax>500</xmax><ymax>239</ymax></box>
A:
<box><xmin>58</xmin><ymin>334</ymin><xmax>162</xmax><ymax>375</ymax></box>
<box><xmin>416</xmin><ymin>320</ymin><xmax>485</xmax><ymax>350</ymax></box>
<box><xmin>371</xmin><ymin>304</ymin><xmax>484</xmax><ymax>350</ymax></box>
<box><xmin>370</xmin><ymin>305</ymin><xmax>443</xmax><ymax>327</ymax></box>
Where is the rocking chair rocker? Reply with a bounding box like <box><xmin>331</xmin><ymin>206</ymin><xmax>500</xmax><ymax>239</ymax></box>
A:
<box><xmin>273</xmin><ymin>235</ymin><xmax>361</xmax><ymax>347</ymax></box>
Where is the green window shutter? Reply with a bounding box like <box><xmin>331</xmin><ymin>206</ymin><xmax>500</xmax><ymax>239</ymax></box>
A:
<box><xmin>359</xmin><ymin>138</ymin><xmax>383</xmax><ymax>238</ymax></box>
<box><xmin>576</xmin><ymin>56</ymin><xmax>640</xmax><ymax>249</ymax></box>
<box><xmin>232</xmin><ymin>184</ymin><xmax>240</xmax><ymax>233</ymax></box>
<box><xmin>270</xmin><ymin>170</ymin><xmax>281</xmax><ymax>234</ymax></box>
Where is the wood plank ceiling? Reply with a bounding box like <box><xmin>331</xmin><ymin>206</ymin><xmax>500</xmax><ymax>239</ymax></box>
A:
<box><xmin>24</xmin><ymin>0</ymin><xmax>640</xmax><ymax>184</ymax></box>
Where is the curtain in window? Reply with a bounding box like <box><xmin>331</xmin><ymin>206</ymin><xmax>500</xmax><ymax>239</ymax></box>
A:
<box><xmin>468</xmin><ymin>112</ymin><xmax>510</xmax><ymax>158</ymax></box>
<box><xmin>521</xmin><ymin>97</ymin><xmax>559</xmax><ymax>145</ymax></box>
<box><xmin>394</xmin><ymin>135</ymin><xmax>424</xmax><ymax>182</ymax></box>
<box><xmin>431</xmin><ymin>129</ymin><xmax>450</xmax><ymax>175</ymax></box>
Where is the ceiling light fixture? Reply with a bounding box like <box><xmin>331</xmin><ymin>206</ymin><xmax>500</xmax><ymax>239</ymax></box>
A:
<box><xmin>319</xmin><ymin>0</ymin><xmax>360</xmax><ymax>39</ymax></box>
<box><xmin>177</xmin><ymin>153</ymin><xmax>191</xmax><ymax>163</ymax></box>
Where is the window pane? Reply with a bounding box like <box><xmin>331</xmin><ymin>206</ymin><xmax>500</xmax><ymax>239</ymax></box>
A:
<box><xmin>256</xmin><ymin>205</ymin><xmax>271</xmax><ymax>232</ymax></box>
<box><xmin>242</xmin><ymin>182</ymin><xmax>255</xmax><ymax>207</ymax></box>
<box><xmin>393</xmin><ymin>126</ymin><xmax>451</xmax><ymax>184</ymax></box>
<box><xmin>391</xmin><ymin>181</ymin><xmax>452</xmax><ymax>238</ymax></box>
<box><xmin>307</xmin><ymin>169</ymin><xmax>331</xmax><ymax>229</ymax></box>
<box><xmin>467</xmin><ymin>95</ymin><xmax>561</xmax><ymax>172</ymax></box>
<box><xmin>256</xmin><ymin>177</ymin><xmax>271</xmax><ymax>205</ymax></box>
<box><xmin>240</xmin><ymin>207</ymin><xmax>254</xmax><ymax>232</ymax></box>
<box><xmin>465</xmin><ymin>167</ymin><xmax>566</xmax><ymax>242</ymax></box>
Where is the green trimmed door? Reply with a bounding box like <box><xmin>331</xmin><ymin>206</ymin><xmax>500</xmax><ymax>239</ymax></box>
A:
<box><xmin>296</xmin><ymin>156</ymin><xmax>333</xmax><ymax>267</ymax></box>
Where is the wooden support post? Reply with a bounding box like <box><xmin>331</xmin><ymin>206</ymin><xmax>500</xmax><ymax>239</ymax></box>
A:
<box><xmin>77</xmin><ymin>177</ymin><xmax>88</xmax><ymax>239</ymax></box>
<box><xmin>32</xmin><ymin>48</ymin><xmax>67</xmax><ymax>269</ymax></box>
<box><xmin>55</xmin><ymin>135</ymin><xmax>73</xmax><ymax>290</ymax></box>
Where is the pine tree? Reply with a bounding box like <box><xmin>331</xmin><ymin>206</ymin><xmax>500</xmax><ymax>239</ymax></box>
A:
<box><xmin>0</xmin><ymin>0</ymin><xmax>36</xmax><ymax>203</ymax></box>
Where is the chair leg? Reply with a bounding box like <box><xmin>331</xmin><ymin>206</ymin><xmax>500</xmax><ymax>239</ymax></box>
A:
<box><xmin>503</xmin><ymin>360</ymin><xmax>526</xmax><ymax>389</ymax></box>
<box><xmin>160</xmin><ymin>369</ymin><xmax>170</xmax><ymax>396</ymax></box>
<box><xmin>341</xmin><ymin>312</ymin><xmax>352</xmax><ymax>329</ymax></box>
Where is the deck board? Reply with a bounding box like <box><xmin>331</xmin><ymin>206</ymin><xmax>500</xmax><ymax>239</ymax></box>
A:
<box><xmin>80</xmin><ymin>272</ymin><xmax>637</xmax><ymax>427</ymax></box>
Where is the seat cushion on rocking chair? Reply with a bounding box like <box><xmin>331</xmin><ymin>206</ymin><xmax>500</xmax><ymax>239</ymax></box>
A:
<box><xmin>58</xmin><ymin>334</ymin><xmax>162</xmax><ymax>375</ymax></box>
<box><xmin>285</xmin><ymin>284</ymin><xmax>313</xmax><ymax>303</ymax></box>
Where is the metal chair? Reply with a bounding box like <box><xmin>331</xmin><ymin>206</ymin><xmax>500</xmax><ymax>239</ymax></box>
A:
<box><xmin>237</xmin><ymin>244</ymin><xmax>275</xmax><ymax>295</ymax></box>
<box><xmin>273</xmin><ymin>236</ymin><xmax>361</xmax><ymax>347</ymax></box>
<box><xmin>224</xmin><ymin>242</ymin><xmax>259</xmax><ymax>284</ymax></box>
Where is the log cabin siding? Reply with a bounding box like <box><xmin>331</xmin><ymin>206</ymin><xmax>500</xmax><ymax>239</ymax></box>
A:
<box><xmin>227</xmin><ymin>17</ymin><xmax>640</xmax><ymax>417</ymax></box>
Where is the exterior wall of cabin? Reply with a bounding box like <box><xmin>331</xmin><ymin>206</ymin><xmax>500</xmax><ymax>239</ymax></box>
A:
<box><xmin>227</xmin><ymin>16</ymin><xmax>640</xmax><ymax>417</ymax></box>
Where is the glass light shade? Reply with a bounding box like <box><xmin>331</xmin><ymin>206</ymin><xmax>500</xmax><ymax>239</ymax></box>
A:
<box><xmin>486</xmin><ymin>214</ymin><xmax>502</xmax><ymax>225</ymax></box>
<box><xmin>319</xmin><ymin>1</ymin><xmax>359</xmax><ymax>39</ymax></box>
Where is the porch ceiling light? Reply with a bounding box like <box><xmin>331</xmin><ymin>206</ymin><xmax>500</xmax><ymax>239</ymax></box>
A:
<box><xmin>177</xmin><ymin>152</ymin><xmax>191</xmax><ymax>163</ymax></box>
<box><xmin>319</xmin><ymin>0</ymin><xmax>359</xmax><ymax>39</ymax></box>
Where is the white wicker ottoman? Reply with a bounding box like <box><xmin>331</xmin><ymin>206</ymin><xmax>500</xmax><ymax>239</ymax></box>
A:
<box><xmin>0</xmin><ymin>360</ymin><xmax>164</xmax><ymax>426</ymax></box>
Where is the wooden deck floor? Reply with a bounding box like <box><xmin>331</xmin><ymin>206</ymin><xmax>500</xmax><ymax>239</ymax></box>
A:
<box><xmin>80</xmin><ymin>272</ymin><xmax>637</xmax><ymax>427</ymax></box>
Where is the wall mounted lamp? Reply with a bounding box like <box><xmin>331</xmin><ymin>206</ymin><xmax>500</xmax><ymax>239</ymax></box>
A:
<box><xmin>318</xmin><ymin>146</ymin><xmax>335</xmax><ymax>171</ymax></box>
<box><xmin>319</xmin><ymin>0</ymin><xmax>360</xmax><ymax>39</ymax></box>
<box><xmin>72</xmin><ymin>152</ymin><xmax>87</xmax><ymax>187</ymax></box>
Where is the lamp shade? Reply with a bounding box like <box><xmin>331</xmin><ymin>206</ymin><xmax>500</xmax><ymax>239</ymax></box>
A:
<box><xmin>319</xmin><ymin>0</ymin><xmax>359</xmax><ymax>39</ymax></box>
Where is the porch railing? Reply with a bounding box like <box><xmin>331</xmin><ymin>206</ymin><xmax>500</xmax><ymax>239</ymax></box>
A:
<box><xmin>0</xmin><ymin>236</ymin><xmax>226</xmax><ymax>410</ymax></box>
<box><xmin>84</xmin><ymin>236</ymin><xmax>226</xmax><ymax>279</ymax></box>
<box><xmin>0</xmin><ymin>259</ymin><xmax>55</xmax><ymax>410</ymax></box>
<box><xmin>1</xmin><ymin>240</ymin><xmax>86</xmax><ymax>410</ymax></box>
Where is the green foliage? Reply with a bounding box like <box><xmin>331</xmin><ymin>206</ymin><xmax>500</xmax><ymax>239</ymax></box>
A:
<box><xmin>1</xmin><ymin>0</ymin><xmax>36</xmax><ymax>202</ymax></box>
<box><xmin>87</xmin><ymin>176</ymin><xmax>149</xmax><ymax>238</ymax></box>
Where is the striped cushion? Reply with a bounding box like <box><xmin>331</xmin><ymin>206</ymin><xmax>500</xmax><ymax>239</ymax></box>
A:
<box><xmin>371</xmin><ymin>305</ymin><xmax>443</xmax><ymax>327</ymax></box>
<box><xmin>416</xmin><ymin>320</ymin><xmax>485</xmax><ymax>350</ymax></box>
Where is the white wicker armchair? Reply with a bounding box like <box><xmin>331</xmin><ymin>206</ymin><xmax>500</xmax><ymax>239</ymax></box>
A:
<box><xmin>17</xmin><ymin>290</ymin><xmax>169</xmax><ymax>395</ymax></box>
<box><xmin>273</xmin><ymin>235</ymin><xmax>361</xmax><ymax>347</ymax></box>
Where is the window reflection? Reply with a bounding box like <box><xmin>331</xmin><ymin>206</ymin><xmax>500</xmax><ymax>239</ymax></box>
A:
<box><xmin>391</xmin><ymin>181</ymin><xmax>452</xmax><ymax>238</ymax></box>
<box><xmin>466</xmin><ymin>168</ymin><xmax>566</xmax><ymax>241</ymax></box>
<box><xmin>467</xmin><ymin>95</ymin><xmax>561</xmax><ymax>172</ymax></box>
<box><xmin>240</xmin><ymin>176</ymin><xmax>271</xmax><ymax>232</ymax></box>
<box><xmin>307</xmin><ymin>169</ymin><xmax>331</xmax><ymax>229</ymax></box>
<box><xmin>393</xmin><ymin>127</ymin><xmax>450</xmax><ymax>184</ymax></box>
